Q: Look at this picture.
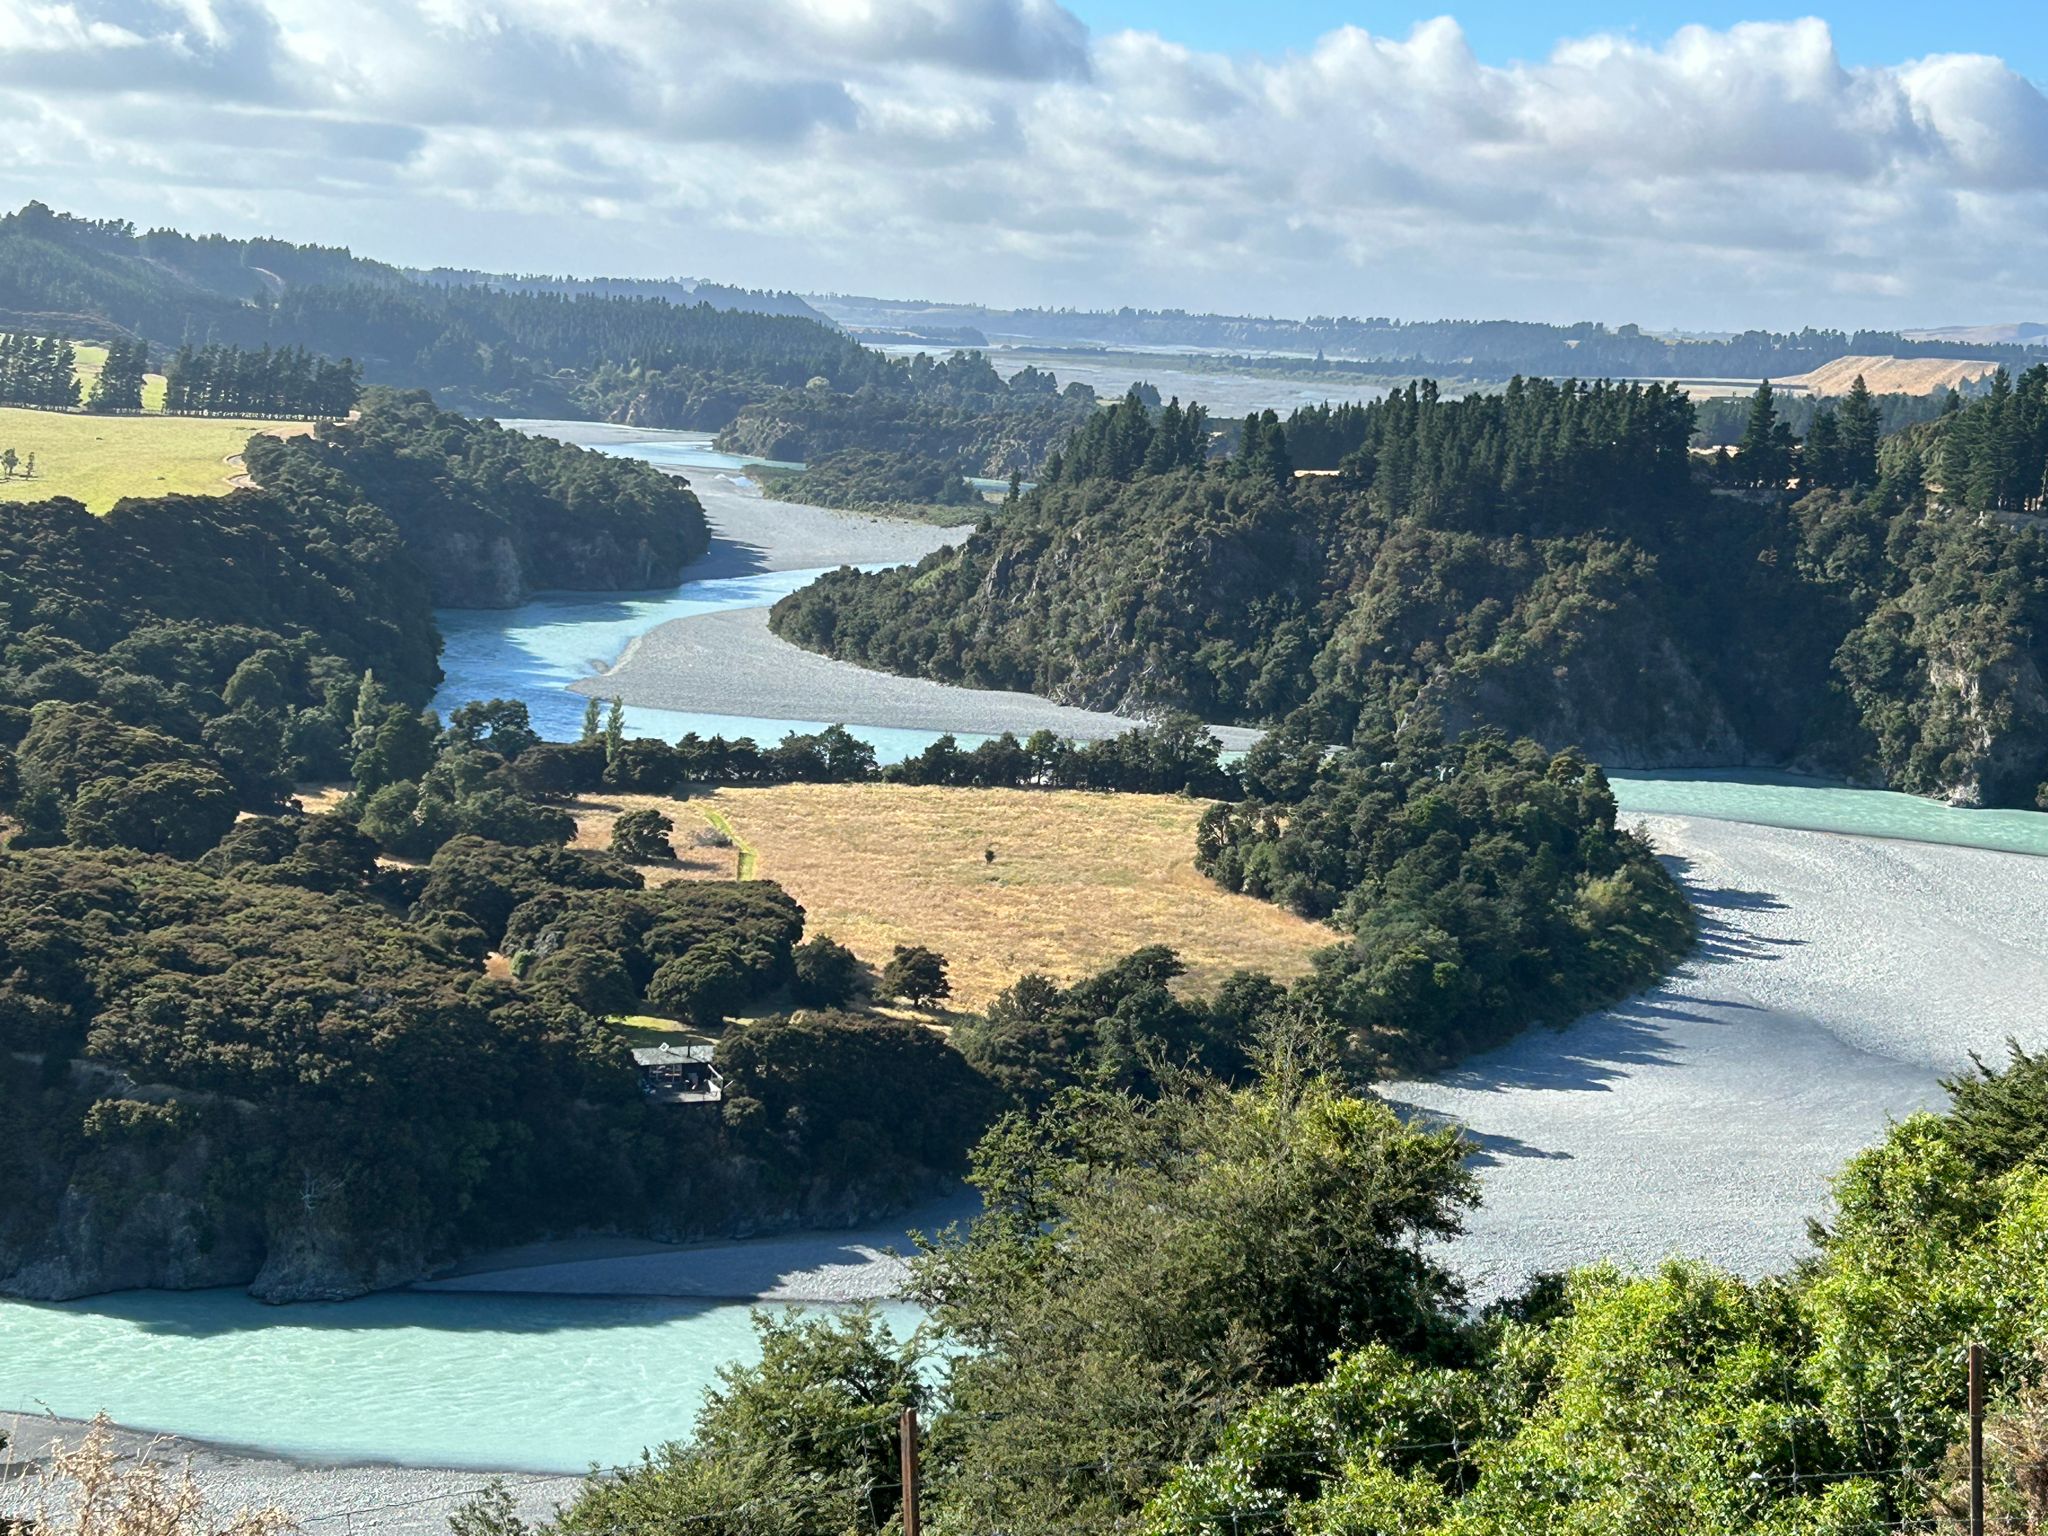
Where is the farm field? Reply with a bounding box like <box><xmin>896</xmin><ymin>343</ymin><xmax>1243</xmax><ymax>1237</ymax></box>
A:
<box><xmin>570</xmin><ymin>783</ymin><xmax>1334</xmax><ymax>1010</ymax></box>
<box><xmin>0</xmin><ymin>407</ymin><xmax>308</xmax><ymax>512</ymax></box>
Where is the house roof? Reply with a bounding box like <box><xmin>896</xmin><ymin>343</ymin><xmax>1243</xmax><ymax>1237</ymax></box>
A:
<box><xmin>631</xmin><ymin>1043</ymin><xmax>717</xmax><ymax>1067</ymax></box>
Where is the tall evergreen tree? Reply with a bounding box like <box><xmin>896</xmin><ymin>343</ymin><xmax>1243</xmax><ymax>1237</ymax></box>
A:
<box><xmin>1836</xmin><ymin>374</ymin><xmax>1882</xmax><ymax>489</ymax></box>
<box><xmin>1737</xmin><ymin>380</ymin><xmax>1790</xmax><ymax>491</ymax></box>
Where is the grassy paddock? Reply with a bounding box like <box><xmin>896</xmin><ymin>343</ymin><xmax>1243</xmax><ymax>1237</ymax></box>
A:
<box><xmin>0</xmin><ymin>408</ymin><xmax>310</xmax><ymax>513</ymax></box>
<box><xmin>571</xmin><ymin>784</ymin><xmax>1332</xmax><ymax>1011</ymax></box>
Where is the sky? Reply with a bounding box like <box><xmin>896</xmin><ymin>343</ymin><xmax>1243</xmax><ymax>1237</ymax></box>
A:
<box><xmin>2</xmin><ymin>1</ymin><xmax>2046</xmax><ymax>331</ymax></box>
<box><xmin>1070</xmin><ymin>3</ymin><xmax>2047</xmax><ymax>83</ymax></box>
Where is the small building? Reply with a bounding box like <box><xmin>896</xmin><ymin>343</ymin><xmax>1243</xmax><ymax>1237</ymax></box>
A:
<box><xmin>631</xmin><ymin>1043</ymin><xmax>724</xmax><ymax>1106</ymax></box>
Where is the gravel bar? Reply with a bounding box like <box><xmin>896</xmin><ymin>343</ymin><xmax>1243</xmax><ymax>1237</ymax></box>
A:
<box><xmin>1389</xmin><ymin>813</ymin><xmax>2048</xmax><ymax>1304</ymax></box>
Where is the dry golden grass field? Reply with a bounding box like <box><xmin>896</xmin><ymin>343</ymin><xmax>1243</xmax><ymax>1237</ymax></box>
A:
<box><xmin>570</xmin><ymin>783</ymin><xmax>1333</xmax><ymax>1011</ymax></box>
<box><xmin>1782</xmin><ymin>354</ymin><xmax>2003</xmax><ymax>397</ymax></box>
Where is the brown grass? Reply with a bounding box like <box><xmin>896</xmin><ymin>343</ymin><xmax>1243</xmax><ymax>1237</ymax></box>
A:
<box><xmin>1782</xmin><ymin>354</ymin><xmax>2003</xmax><ymax>398</ymax></box>
<box><xmin>570</xmin><ymin>785</ymin><xmax>1332</xmax><ymax>1011</ymax></box>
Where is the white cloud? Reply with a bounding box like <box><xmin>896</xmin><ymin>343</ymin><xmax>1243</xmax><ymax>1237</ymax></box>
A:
<box><xmin>2</xmin><ymin>6</ymin><xmax>2046</xmax><ymax>327</ymax></box>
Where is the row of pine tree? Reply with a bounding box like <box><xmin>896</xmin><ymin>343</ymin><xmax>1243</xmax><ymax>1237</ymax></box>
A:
<box><xmin>0</xmin><ymin>332</ymin><xmax>362</xmax><ymax>418</ymax></box>
<box><xmin>161</xmin><ymin>342</ymin><xmax>361</xmax><ymax>417</ymax></box>
<box><xmin>0</xmin><ymin>331</ymin><xmax>81</xmax><ymax>408</ymax></box>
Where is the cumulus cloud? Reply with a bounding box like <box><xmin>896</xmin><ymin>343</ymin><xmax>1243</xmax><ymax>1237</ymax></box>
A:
<box><xmin>1</xmin><ymin>4</ymin><xmax>2046</xmax><ymax>326</ymax></box>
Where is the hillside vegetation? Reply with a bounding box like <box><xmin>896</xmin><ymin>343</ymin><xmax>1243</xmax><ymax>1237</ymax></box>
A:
<box><xmin>756</xmin><ymin>446</ymin><xmax>985</xmax><ymax>519</ymax></box>
<box><xmin>0</xmin><ymin>201</ymin><xmax>893</xmax><ymax>420</ymax></box>
<box><xmin>716</xmin><ymin>350</ymin><xmax>1098</xmax><ymax>477</ymax></box>
<box><xmin>243</xmin><ymin>390</ymin><xmax>709</xmax><ymax>605</ymax></box>
<box><xmin>507</xmin><ymin>1040</ymin><xmax>2048</xmax><ymax>1536</ymax></box>
<box><xmin>773</xmin><ymin>374</ymin><xmax>2048</xmax><ymax>807</ymax></box>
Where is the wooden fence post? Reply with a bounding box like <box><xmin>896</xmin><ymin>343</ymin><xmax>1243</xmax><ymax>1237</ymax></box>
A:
<box><xmin>900</xmin><ymin>1405</ymin><xmax>921</xmax><ymax>1536</ymax></box>
<box><xmin>1969</xmin><ymin>1340</ymin><xmax>1985</xmax><ymax>1536</ymax></box>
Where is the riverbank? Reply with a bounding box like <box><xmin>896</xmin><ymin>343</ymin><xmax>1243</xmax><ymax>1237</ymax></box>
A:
<box><xmin>573</xmin><ymin>472</ymin><xmax>1263</xmax><ymax>749</ymax></box>
<box><xmin>414</xmin><ymin>1187</ymin><xmax>979</xmax><ymax>1302</ymax></box>
<box><xmin>1389</xmin><ymin>812</ymin><xmax>2048</xmax><ymax>1303</ymax></box>
<box><xmin>0</xmin><ymin>1414</ymin><xmax>578</xmax><ymax>1536</ymax></box>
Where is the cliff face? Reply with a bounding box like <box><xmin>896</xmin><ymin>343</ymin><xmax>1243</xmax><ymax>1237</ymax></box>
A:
<box><xmin>409</xmin><ymin>527</ymin><xmax>693</xmax><ymax>609</ymax></box>
<box><xmin>0</xmin><ymin>1085</ymin><xmax>959</xmax><ymax>1304</ymax></box>
<box><xmin>0</xmin><ymin>1135</ymin><xmax>266</xmax><ymax>1300</ymax></box>
<box><xmin>1924</xmin><ymin>647</ymin><xmax>2048</xmax><ymax>808</ymax></box>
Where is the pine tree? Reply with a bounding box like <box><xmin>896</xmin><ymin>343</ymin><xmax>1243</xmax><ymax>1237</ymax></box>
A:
<box><xmin>1802</xmin><ymin>407</ymin><xmax>1841</xmax><ymax>489</ymax></box>
<box><xmin>1837</xmin><ymin>374</ymin><xmax>1881</xmax><ymax>489</ymax></box>
<box><xmin>580</xmin><ymin>696</ymin><xmax>603</xmax><ymax>743</ymax></box>
<box><xmin>1737</xmin><ymin>380</ymin><xmax>1788</xmax><ymax>491</ymax></box>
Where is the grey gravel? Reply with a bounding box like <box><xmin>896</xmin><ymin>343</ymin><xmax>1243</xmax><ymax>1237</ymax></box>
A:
<box><xmin>1389</xmin><ymin>814</ymin><xmax>2048</xmax><ymax>1305</ymax></box>
<box><xmin>0</xmin><ymin>1414</ymin><xmax>577</xmax><ymax>1536</ymax></box>
<box><xmin>416</xmin><ymin>1188</ymin><xmax>980</xmax><ymax>1303</ymax></box>
<box><xmin>577</xmin><ymin>473</ymin><xmax>1264</xmax><ymax>749</ymax></box>
<box><xmin>681</xmin><ymin>474</ymin><xmax>973</xmax><ymax>578</ymax></box>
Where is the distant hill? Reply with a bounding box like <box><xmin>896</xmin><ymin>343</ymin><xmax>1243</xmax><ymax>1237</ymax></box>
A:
<box><xmin>412</xmin><ymin>268</ymin><xmax>833</xmax><ymax>325</ymax></box>
<box><xmin>1903</xmin><ymin>322</ymin><xmax>2048</xmax><ymax>346</ymax></box>
<box><xmin>807</xmin><ymin>292</ymin><xmax>2048</xmax><ymax>382</ymax></box>
<box><xmin>0</xmin><ymin>201</ymin><xmax>887</xmax><ymax>419</ymax></box>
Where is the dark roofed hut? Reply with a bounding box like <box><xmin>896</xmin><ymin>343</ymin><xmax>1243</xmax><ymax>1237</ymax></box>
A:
<box><xmin>631</xmin><ymin>1043</ymin><xmax>723</xmax><ymax>1106</ymax></box>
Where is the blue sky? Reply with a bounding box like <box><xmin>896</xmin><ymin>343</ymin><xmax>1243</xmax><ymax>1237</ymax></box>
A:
<box><xmin>1069</xmin><ymin>2</ymin><xmax>2044</xmax><ymax>80</ymax></box>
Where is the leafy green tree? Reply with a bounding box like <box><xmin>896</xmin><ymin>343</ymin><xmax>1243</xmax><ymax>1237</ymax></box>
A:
<box><xmin>517</xmin><ymin>1309</ymin><xmax>927</xmax><ymax>1536</ymax></box>
<box><xmin>646</xmin><ymin>940</ymin><xmax>753</xmax><ymax>1027</ymax></box>
<box><xmin>455</xmin><ymin>788</ymin><xmax>573</xmax><ymax>848</ymax></box>
<box><xmin>915</xmin><ymin>1071</ymin><xmax>1475</xmax><ymax>1532</ymax></box>
<box><xmin>881</xmin><ymin>944</ymin><xmax>949</xmax><ymax>1007</ymax></box>
<box><xmin>65</xmin><ymin>764</ymin><xmax>237</xmax><ymax>857</ymax></box>
<box><xmin>611</xmin><ymin>808</ymin><xmax>675</xmax><ymax>861</ymax></box>
<box><xmin>350</xmin><ymin>706</ymin><xmax>437</xmax><ymax>795</ymax></box>
<box><xmin>791</xmin><ymin>935</ymin><xmax>862</xmax><ymax>1007</ymax></box>
<box><xmin>442</xmin><ymin>699</ymin><xmax>541</xmax><ymax>760</ymax></box>
<box><xmin>715</xmin><ymin>1011</ymin><xmax>1000</xmax><ymax>1182</ymax></box>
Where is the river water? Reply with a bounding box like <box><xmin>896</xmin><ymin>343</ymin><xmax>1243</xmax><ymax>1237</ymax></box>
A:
<box><xmin>7</xmin><ymin>420</ymin><xmax>2047</xmax><ymax>1479</ymax></box>
<box><xmin>0</xmin><ymin>1290</ymin><xmax>918</xmax><ymax>1474</ymax></box>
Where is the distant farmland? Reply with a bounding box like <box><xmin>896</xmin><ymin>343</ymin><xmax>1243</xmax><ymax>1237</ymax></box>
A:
<box><xmin>0</xmin><ymin>409</ymin><xmax>308</xmax><ymax>513</ymax></box>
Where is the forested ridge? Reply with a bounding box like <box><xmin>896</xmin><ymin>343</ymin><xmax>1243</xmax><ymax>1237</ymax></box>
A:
<box><xmin>243</xmin><ymin>390</ymin><xmax>710</xmax><ymax>605</ymax></box>
<box><xmin>773</xmin><ymin>373</ymin><xmax>2048</xmax><ymax>808</ymax></box>
<box><xmin>0</xmin><ymin>202</ymin><xmax>892</xmax><ymax>421</ymax></box>
<box><xmin>715</xmin><ymin>350</ymin><xmax>1098</xmax><ymax>477</ymax></box>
